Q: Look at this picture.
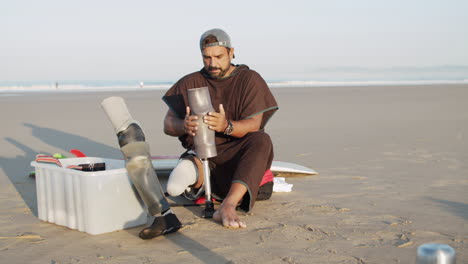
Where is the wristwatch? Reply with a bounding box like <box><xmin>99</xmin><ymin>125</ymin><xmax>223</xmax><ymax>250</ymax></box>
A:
<box><xmin>223</xmin><ymin>120</ymin><xmax>234</xmax><ymax>136</ymax></box>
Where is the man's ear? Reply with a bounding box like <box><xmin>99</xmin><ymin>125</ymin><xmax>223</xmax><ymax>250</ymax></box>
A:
<box><xmin>229</xmin><ymin>48</ymin><xmax>235</xmax><ymax>59</ymax></box>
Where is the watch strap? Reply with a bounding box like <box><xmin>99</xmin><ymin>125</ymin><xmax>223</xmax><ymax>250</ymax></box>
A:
<box><xmin>223</xmin><ymin>120</ymin><xmax>233</xmax><ymax>135</ymax></box>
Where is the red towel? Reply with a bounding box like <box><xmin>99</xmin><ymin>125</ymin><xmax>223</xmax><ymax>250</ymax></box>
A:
<box><xmin>260</xmin><ymin>169</ymin><xmax>274</xmax><ymax>186</ymax></box>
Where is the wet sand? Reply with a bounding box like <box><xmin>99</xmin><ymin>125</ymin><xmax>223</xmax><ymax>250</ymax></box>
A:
<box><xmin>0</xmin><ymin>84</ymin><xmax>467</xmax><ymax>263</ymax></box>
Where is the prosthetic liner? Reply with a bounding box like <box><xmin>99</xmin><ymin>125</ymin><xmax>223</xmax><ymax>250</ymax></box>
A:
<box><xmin>101</xmin><ymin>96</ymin><xmax>170</xmax><ymax>216</ymax></box>
<box><xmin>188</xmin><ymin>87</ymin><xmax>217</xmax><ymax>218</ymax></box>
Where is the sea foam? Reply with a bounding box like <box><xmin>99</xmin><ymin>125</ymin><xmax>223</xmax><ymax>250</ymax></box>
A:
<box><xmin>1</xmin><ymin>79</ymin><xmax>467</xmax><ymax>93</ymax></box>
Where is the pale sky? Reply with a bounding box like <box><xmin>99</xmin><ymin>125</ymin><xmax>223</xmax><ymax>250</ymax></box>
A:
<box><xmin>1</xmin><ymin>0</ymin><xmax>467</xmax><ymax>81</ymax></box>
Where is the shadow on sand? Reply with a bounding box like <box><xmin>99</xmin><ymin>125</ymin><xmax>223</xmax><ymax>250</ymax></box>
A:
<box><xmin>428</xmin><ymin>197</ymin><xmax>468</xmax><ymax>221</ymax></box>
<box><xmin>23</xmin><ymin>123</ymin><xmax>118</xmax><ymax>157</ymax></box>
<box><xmin>124</xmin><ymin>217</ymin><xmax>231</xmax><ymax>264</ymax></box>
<box><xmin>168</xmin><ymin>231</ymin><xmax>232</xmax><ymax>263</ymax></box>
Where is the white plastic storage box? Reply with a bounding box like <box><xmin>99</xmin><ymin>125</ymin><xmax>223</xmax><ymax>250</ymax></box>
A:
<box><xmin>30</xmin><ymin>157</ymin><xmax>148</xmax><ymax>235</ymax></box>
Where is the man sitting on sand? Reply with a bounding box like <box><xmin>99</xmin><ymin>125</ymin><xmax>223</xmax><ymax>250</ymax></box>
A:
<box><xmin>162</xmin><ymin>28</ymin><xmax>278</xmax><ymax>228</ymax></box>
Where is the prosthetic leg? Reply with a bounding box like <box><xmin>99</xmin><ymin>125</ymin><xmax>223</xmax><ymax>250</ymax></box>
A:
<box><xmin>101</xmin><ymin>96</ymin><xmax>181</xmax><ymax>239</ymax></box>
<box><xmin>188</xmin><ymin>87</ymin><xmax>217</xmax><ymax>218</ymax></box>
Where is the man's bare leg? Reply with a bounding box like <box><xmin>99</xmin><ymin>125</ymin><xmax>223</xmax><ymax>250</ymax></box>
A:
<box><xmin>213</xmin><ymin>182</ymin><xmax>247</xmax><ymax>228</ymax></box>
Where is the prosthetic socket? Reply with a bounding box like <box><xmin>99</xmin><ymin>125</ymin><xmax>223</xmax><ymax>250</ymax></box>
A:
<box><xmin>188</xmin><ymin>87</ymin><xmax>217</xmax><ymax>159</ymax></box>
<box><xmin>101</xmin><ymin>96</ymin><xmax>169</xmax><ymax>216</ymax></box>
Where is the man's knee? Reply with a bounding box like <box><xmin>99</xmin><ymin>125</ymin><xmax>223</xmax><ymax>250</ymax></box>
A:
<box><xmin>246</xmin><ymin>131</ymin><xmax>273</xmax><ymax>152</ymax></box>
<box><xmin>166</xmin><ymin>159</ymin><xmax>198</xmax><ymax>196</ymax></box>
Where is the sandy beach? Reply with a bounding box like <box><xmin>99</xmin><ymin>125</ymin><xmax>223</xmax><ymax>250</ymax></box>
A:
<box><xmin>0</xmin><ymin>84</ymin><xmax>467</xmax><ymax>263</ymax></box>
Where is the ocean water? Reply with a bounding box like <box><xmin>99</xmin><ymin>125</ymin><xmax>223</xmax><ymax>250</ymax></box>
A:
<box><xmin>1</xmin><ymin>66</ymin><xmax>467</xmax><ymax>93</ymax></box>
<box><xmin>1</xmin><ymin>79</ymin><xmax>466</xmax><ymax>94</ymax></box>
<box><xmin>0</xmin><ymin>80</ymin><xmax>174</xmax><ymax>93</ymax></box>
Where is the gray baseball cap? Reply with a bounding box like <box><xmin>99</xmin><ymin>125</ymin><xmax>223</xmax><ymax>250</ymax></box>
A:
<box><xmin>199</xmin><ymin>28</ymin><xmax>232</xmax><ymax>50</ymax></box>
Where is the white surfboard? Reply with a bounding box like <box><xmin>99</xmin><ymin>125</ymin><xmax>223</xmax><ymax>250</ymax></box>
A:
<box><xmin>151</xmin><ymin>159</ymin><xmax>178</xmax><ymax>171</ymax></box>
<box><xmin>151</xmin><ymin>158</ymin><xmax>317</xmax><ymax>175</ymax></box>
<box><xmin>270</xmin><ymin>161</ymin><xmax>318</xmax><ymax>175</ymax></box>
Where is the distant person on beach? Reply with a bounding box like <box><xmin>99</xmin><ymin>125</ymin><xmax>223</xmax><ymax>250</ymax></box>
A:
<box><xmin>162</xmin><ymin>28</ymin><xmax>278</xmax><ymax>228</ymax></box>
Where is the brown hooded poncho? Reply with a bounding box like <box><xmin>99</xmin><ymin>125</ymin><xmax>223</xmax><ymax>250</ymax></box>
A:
<box><xmin>163</xmin><ymin>64</ymin><xmax>278</xmax><ymax>211</ymax></box>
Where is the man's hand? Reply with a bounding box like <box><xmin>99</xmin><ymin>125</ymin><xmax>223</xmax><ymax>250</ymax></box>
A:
<box><xmin>184</xmin><ymin>106</ymin><xmax>198</xmax><ymax>136</ymax></box>
<box><xmin>203</xmin><ymin>104</ymin><xmax>228</xmax><ymax>133</ymax></box>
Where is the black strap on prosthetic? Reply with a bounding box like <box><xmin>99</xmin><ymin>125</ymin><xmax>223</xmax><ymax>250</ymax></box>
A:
<box><xmin>117</xmin><ymin>123</ymin><xmax>146</xmax><ymax>147</ymax></box>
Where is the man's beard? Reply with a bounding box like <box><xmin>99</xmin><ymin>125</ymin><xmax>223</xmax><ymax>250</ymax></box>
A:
<box><xmin>207</xmin><ymin>66</ymin><xmax>229</xmax><ymax>80</ymax></box>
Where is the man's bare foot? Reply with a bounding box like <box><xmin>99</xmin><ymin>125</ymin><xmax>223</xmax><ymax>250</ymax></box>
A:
<box><xmin>213</xmin><ymin>203</ymin><xmax>246</xmax><ymax>228</ymax></box>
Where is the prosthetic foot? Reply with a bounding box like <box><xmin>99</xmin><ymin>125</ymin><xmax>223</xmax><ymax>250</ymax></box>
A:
<box><xmin>101</xmin><ymin>96</ymin><xmax>181</xmax><ymax>238</ymax></box>
<box><xmin>139</xmin><ymin>212</ymin><xmax>182</xmax><ymax>239</ymax></box>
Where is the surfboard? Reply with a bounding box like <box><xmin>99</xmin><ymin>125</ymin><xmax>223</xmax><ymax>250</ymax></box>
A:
<box><xmin>67</xmin><ymin>150</ymin><xmax>318</xmax><ymax>176</ymax></box>
<box><xmin>150</xmin><ymin>156</ymin><xmax>318</xmax><ymax>175</ymax></box>
<box><xmin>270</xmin><ymin>161</ymin><xmax>318</xmax><ymax>175</ymax></box>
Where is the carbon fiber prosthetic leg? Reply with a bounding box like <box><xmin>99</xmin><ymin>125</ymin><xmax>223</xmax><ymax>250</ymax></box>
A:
<box><xmin>101</xmin><ymin>96</ymin><xmax>169</xmax><ymax>216</ymax></box>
